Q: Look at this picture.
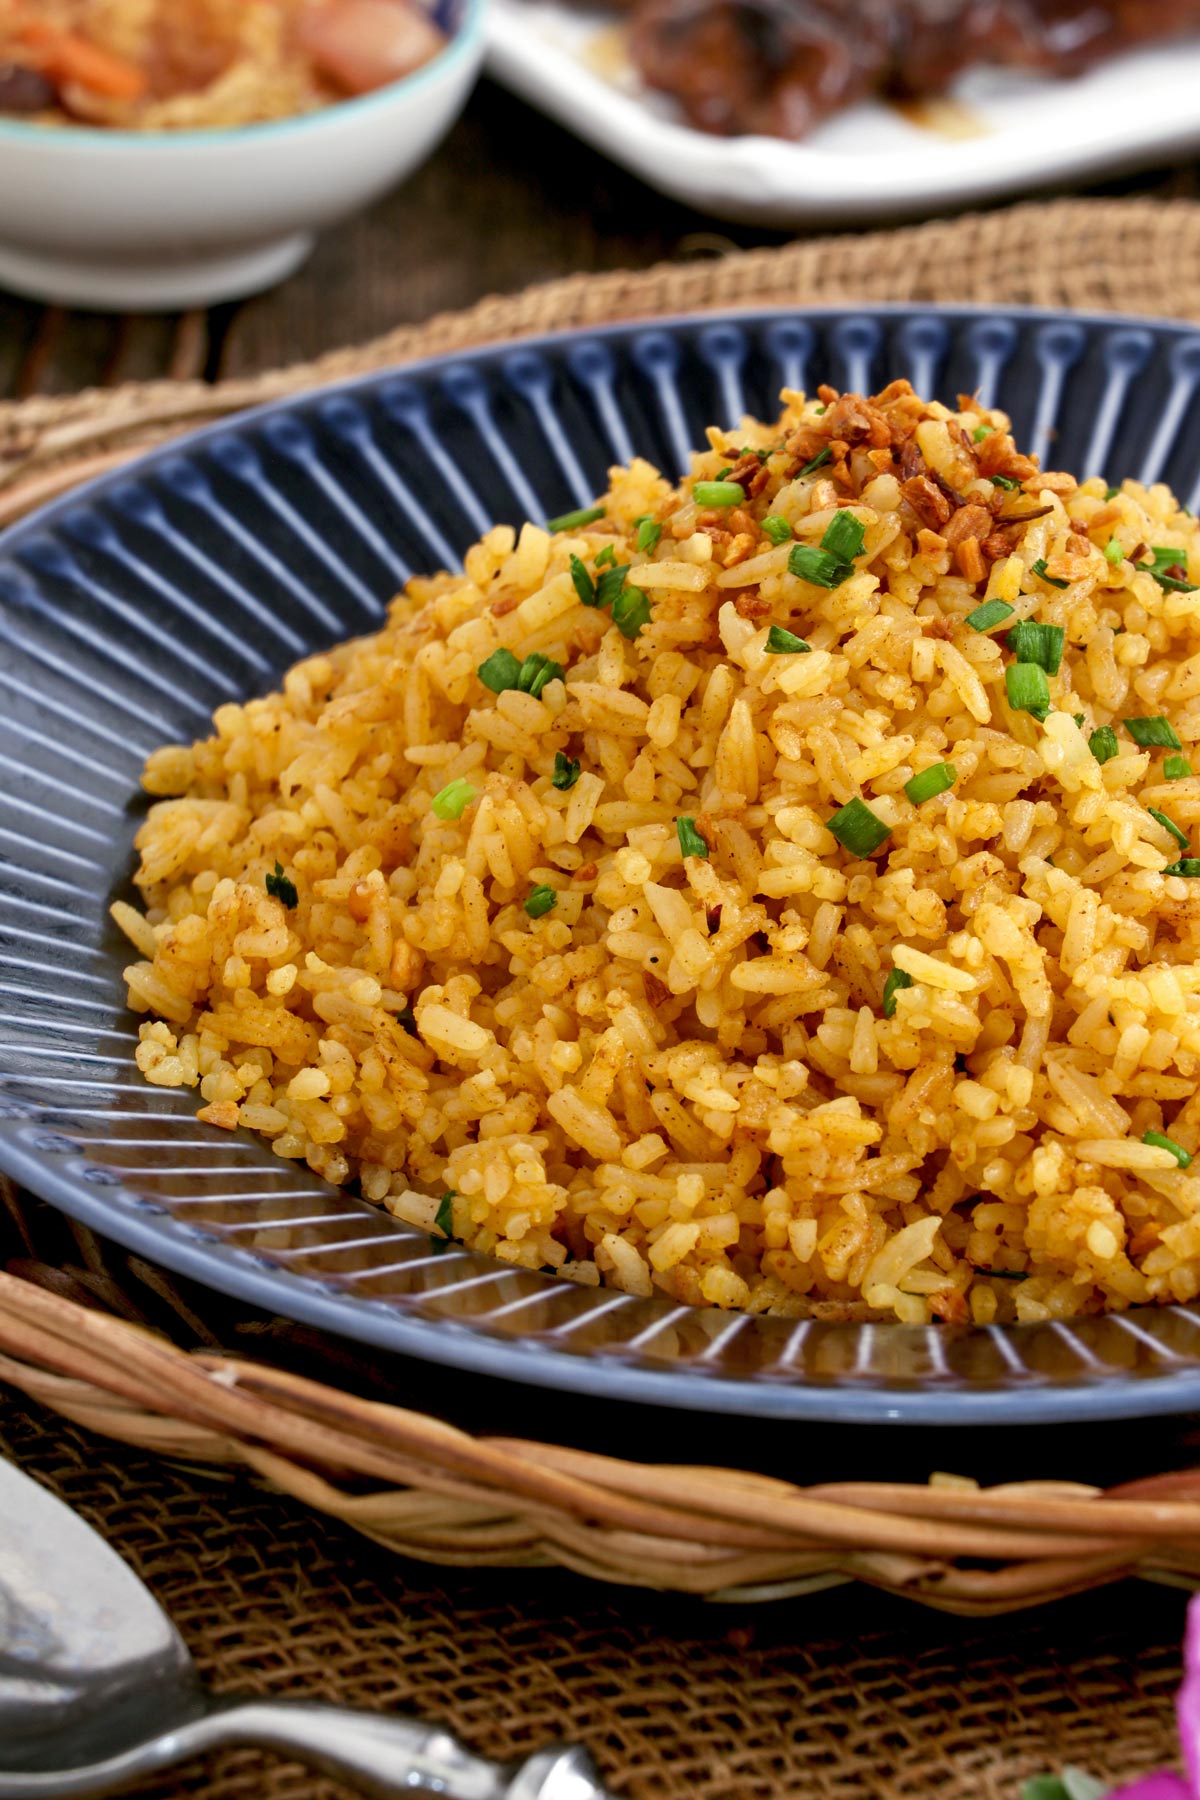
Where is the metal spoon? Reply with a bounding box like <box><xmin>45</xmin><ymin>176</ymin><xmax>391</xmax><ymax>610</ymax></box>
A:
<box><xmin>0</xmin><ymin>1457</ymin><xmax>610</xmax><ymax>1800</ymax></box>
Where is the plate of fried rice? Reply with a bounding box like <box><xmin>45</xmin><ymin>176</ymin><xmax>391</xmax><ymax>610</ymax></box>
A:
<box><xmin>9</xmin><ymin>305</ymin><xmax>1200</xmax><ymax>1424</ymax></box>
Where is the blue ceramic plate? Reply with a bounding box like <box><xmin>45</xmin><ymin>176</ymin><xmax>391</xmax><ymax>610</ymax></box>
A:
<box><xmin>7</xmin><ymin>305</ymin><xmax>1200</xmax><ymax>1427</ymax></box>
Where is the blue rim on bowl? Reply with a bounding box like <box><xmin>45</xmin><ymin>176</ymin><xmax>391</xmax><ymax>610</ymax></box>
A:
<box><xmin>0</xmin><ymin>0</ymin><xmax>486</xmax><ymax>149</ymax></box>
<box><xmin>6</xmin><ymin>303</ymin><xmax>1200</xmax><ymax>1427</ymax></box>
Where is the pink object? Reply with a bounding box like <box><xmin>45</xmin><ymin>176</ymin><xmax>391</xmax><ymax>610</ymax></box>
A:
<box><xmin>299</xmin><ymin>0</ymin><xmax>448</xmax><ymax>95</ymax></box>
<box><xmin>1109</xmin><ymin>1597</ymin><xmax>1200</xmax><ymax>1800</ymax></box>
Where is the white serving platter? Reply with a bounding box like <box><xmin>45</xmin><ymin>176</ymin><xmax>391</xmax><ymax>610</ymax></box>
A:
<box><xmin>485</xmin><ymin>1</ymin><xmax>1200</xmax><ymax>225</ymax></box>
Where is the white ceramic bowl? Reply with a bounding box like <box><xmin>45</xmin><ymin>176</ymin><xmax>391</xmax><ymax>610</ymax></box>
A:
<box><xmin>0</xmin><ymin>0</ymin><xmax>486</xmax><ymax>312</ymax></box>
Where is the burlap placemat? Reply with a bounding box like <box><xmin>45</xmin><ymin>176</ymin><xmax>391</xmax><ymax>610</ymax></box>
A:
<box><xmin>3</xmin><ymin>192</ymin><xmax>1200</xmax><ymax>1798</ymax></box>
<box><xmin>3</xmin><ymin>195</ymin><xmax>1200</xmax><ymax>526</ymax></box>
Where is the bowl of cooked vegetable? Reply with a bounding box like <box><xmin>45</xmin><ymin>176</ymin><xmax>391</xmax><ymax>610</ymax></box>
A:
<box><xmin>0</xmin><ymin>0</ymin><xmax>485</xmax><ymax>310</ymax></box>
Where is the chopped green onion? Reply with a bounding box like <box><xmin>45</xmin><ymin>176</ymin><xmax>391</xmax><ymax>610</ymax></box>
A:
<box><xmin>265</xmin><ymin>861</ymin><xmax>298</xmax><ymax>909</ymax></box>
<box><xmin>477</xmin><ymin>647</ymin><xmax>524</xmax><ymax>693</ymax></box>
<box><xmin>820</xmin><ymin>509</ymin><xmax>866</xmax><ymax>564</ymax></box>
<box><xmin>764</xmin><ymin>625</ymin><xmax>811</xmax><ymax>655</ymax></box>
<box><xmin>965</xmin><ymin>599</ymin><xmax>1015</xmax><ymax>632</ymax></box>
<box><xmin>547</xmin><ymin>504</ymin><xmax>605</xmax><ymax>534</ymax></box>
<box><xmin>676</xmin><ymin>815</ymin><xmax>709</xmax><ymax>860</ymax></box>
<box><xmin>1072</xmin><ymin>713</ymin><xmax>1085</xmax><ymax>729</ymax></box>
<box><xmin>1005</xmin><ymin>662</ymin><xmax>1051</xmax><ymax>722</ymax></box>
<box><xmin>827</xmin><ymin>796</ymin><xmax>892</xmax><ymax>857</ymax></box>
<box><xmin>612</xmin><ymin>584</ymin><xmax>652</xmax><ymax>639</ymax></box>
<box><xmin>1143</xmin><ymin>1130</ymin><xmax>1192</xmax><ymax>1169</ymax></box>
<box><xmin>516</xmin><ymin>652</ymin><xmax>565</xmax><ymax>699</ymax></box>
<box><xmin>434</xmin><ymin>1191</ymin><xmax>456</xmax><ymax>1238</ymax></box>
<box><xmin>1164</xmin><ymin>858</ymin><xmax>1200</xmax><ymax>878</ymax></box>
<box><xmin>1125</xmin><ymin>715</ymin><xmax>1182</xmax><ymax>749</ymax></box>
<box><xmin>788</xmin><ymin>544</ymin><xmax>850</xmax><ymax>589</ymax></box>
<box><xmin>1029</xmin><ymin>558</ymin><xmax>1068</xmax><ymax>591</ymax></box>
<box><xmin>1137</xmin><ymin>547</ymin><xmax>1197</xmax><ymax>593</ymax></box>
<box><xmin>977</xmin><ymin>1267</ymin><xmax>1030</xmax><ymax>1283</ymax></box>
<box><xmin>715</xmin><ymin>467</ymin><xmax>731</xmax><ymax>481</ymax></box>
<box><xmin>990</xmin><ymin>474</ymin><xmax>1021</xmax><ymax>492</ymax></box>
<box><xmin>1005</xmin><ymin>619</ymin><xmax>1065</xmax><ymax>675</ymax></box>
<box><xmin>761</xmin><ymin>515</ymin><xmax>794</xmax><ymax>546</ymax></box>
<box><xmin>569</xmin><ymin>554</ymin><xmax>597</xmax><ymax>607</ymax></box>
<box><xmin>739</xmin><ymin>446</ymin><xmax>771</xmax><ymax>464</ymax></box>
<box><xmin>797</xmin><ymin>446</ymin><xmax>832</xmax><ymax>477</ymax></box>
<box><xmin>635</xmin><ymin>516</ymin><xmax>662</xmax><ymax>554</ymax></box>
<box><xmin>904</xmin><ymin>761</ymin><xmax>957</xmax><ymax>806</ymax></box>
<box><xmin>882</xmin><ymin>967</ymin><xmax>913</xmax><ymax>1018</ymax></box>
<box><xmin>595</xmin><ymin>562</ymin><xmax>632</xmax><ymax>610</ymax></box>
<box><xmin>972</xmin><ymin>424</ymin><xmax>992</xmax><ymax>443</ymax></box>
<box><xmin>1088</xmin><ymin>725</ymin><xmax>1120</xmax><ymax>764</ymax></box>
<box><xmin>524</xmin><ymin>884</ymin><xmax>558</xmax><ymax>919</ymax></box>
<box><xmin>1105</xmin><ymin>485</ymin><xmax>1121</xmax><ymax>502</ymax></box>
<box><xmin>1104</xmin><ymin>538</ymin><xmax>1124</xmax><ymax>566</ymax></box>
<box><xmin>1165</xmin><ymin>755</ymin><xmax>1193</xmax><ymax>780</ymax></box>
<box><xmin>694</xmin><ymin>481</ymin><xmax>745</xmax><ymax>508</ymax></box>
<box><xmin>594</xmin><ymin>544</ymin><xmax>616</xmax><ymax>569</ymax></box>
<box><xmin>1149</xmin><ymin>807</ymin><xmax>1190</xmax><ymax>851</ymax></box>
<box><xmin>431</xmin><ymin>777</ymin><xmax>478</xmax><ymax>821</ymax></box>
<box><xmin>552</xmin><ymin>751</ymin><xmax>580</xmax><ymax>791</ymax></box>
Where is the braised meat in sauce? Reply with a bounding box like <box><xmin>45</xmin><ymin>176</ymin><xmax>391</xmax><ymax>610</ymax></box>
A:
<box><xmin>606</xmin><ymin>0</ymin><xmax>1200</xmax><ymax>139</ymax></box>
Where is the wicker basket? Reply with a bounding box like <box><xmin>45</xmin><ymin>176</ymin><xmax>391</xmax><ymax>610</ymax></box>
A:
<box><xmin>8</xmin><ymin>196</ymin><xmax>1200</xmax><ymax>1620</ymax></box>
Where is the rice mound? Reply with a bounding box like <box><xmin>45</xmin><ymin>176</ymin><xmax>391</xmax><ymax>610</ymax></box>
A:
<box><xmin>118</xmin><ymin>379</ymin><xmax>1200</xmax><ymax>1327</ymax></box>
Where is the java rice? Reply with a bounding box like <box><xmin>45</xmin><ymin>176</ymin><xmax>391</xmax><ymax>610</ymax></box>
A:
<box><xmin>117</xmin><ymin>380</ymin><xmax>1200</xmax><ymax>1326</ymax></box>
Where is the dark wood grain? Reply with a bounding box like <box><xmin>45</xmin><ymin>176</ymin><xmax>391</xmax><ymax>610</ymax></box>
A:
<box><xmin>2</xmin><ymin>72</ymin><xmax>1199</xmax><ymax>399</ymax></box>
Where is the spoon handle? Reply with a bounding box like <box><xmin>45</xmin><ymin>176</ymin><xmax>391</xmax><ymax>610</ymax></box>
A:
<box><xmin>0</xmin><ymin>1704</ymin><xmax>610</xmax><ymax>1800</ymax></box>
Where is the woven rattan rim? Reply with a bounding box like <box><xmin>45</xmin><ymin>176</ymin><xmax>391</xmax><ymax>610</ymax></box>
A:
<box><xmin>6</xmin><ymin>195</ymin><xmax>1200</xmax><ymax>1613</ymax></box>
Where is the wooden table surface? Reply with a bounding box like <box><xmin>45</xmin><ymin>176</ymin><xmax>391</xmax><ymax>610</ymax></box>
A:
<box><xmin>3</xmin><ymin>73</ymin><xmax>1200</xmax><ymax>401</ymax></box>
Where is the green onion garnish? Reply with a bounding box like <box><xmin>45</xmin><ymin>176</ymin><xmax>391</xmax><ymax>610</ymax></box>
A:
<box><xmin>547</xmin><ymin>504</ymin><xmax>605</xmax><ymax>534</ymax></box>
<box><xmin>789</xmin><ymin>544</ymin><xmax>850</xmax><ymax>589</ymax></box>
<box><xmin>882</xmin><ymin>967</ymin><xmax>914</xmax><ymax>1018</ymax></box>
<box><xmin>761</xmin><ymin>516</ymin><xmax>793</xmax><ymax>546</ymax></box>
<box><xmin>265</xmin><ymin>861</ymin><xmax>298</xmax><ymax>909</ymax></box>
<box><xmin>904</xmin><ymin>761</ymin><xmax>957</xmax><ymax>806</ymax></box>
<box><xmin>1137</xmin><ymin>546</ymin><xmax>1197</xmax><ymax>592</ymax></box>
<box><xmin>694</xmin><ymin>481</ymin><xmax>745</xmax><ymax>508</ymax></box>
<box><xmin>1073</xmin><ymin>713</ymin><xmax>1086</xmax><ymax>728</ymax></box>
<box><xmin>797</xmin><ymin>446</ymin><xmax>832</xmax><ymax>477</ymax></box>
<box><xmin>1143</xmin><ymin>1130</ymin><xmax>1192</xmax><ymax>1169</ymax></box>
<box><xmin>972</xmin><ymin>424</ymin><xmax>992</xmax><ymax>443</ymax></box>
<box><xmin>1105</xmin><ymin>485</ymin><xmax>1121</xmax><ymax>501</ymax></box>
<box><xmin>569</xmin><ymin>554</ymin><xmax>597</xmax><ymax>607</ymax></box>
<box><xmin>611</xmin><ymin>584</ymin><xmax>652</xmax><ymax>639</ymax></box>
<box><xmin>431</xmin><ymin>777</ymin><xmax>478</xmax><ymax>820</ymax></box>
<box><xmin>1005</xmin><ymin>662</ymin><xmax>1051</xmax><ymax>722</ymax></box>
<box><xmin>1030</xmin><ymin>558</ymin><xmax>1068</xmax><ymax>591</ymax></box>
<box><xmin>516</xmin><ymin>652</ymin><xmax>565</xmax><ymax>699</ymax></box>
<box><xmin>524</xmin><ymin>885</ymin><xmax>558</xmax><ymax>919</ymax></box>
<box><xmin>1104</xmin><ymin>539</ymin><xmax>1124</xmax><ymax>567</ymax></box>
<box><xmin>764</xmin><ymin>625</ymin><xmax>811</xmax><ymax>655</ymax></box>
<box><xmin>552</xmin><ymin>752</ymin><xmax>580</xmax><ymax>790</ymax></box>
<box><xmin>1005</xmin><ymin>620</ymin><xmax>1065</xmax><ymax>675</ymax></box>
<box><xmin>434</xmin><ymin>1191</ymin><xmax>456</xmax><ymax>1238</ymax></box>
<box><xmin>594</xmin><ymin>544</ymin><xmax>616</xmax><ymax>569</ymax></box>
<box><xmin>477</xmin><ymin>648</ymin><xmax>523</xmax><ymax>693</ymax></box>
<box><xmin>1166</xmin><ymin>755</ymin><xmax>1193</xmax><ymax>780</ymax></box>
<box><xmin>1164</xmin><ymin>858</ymin><xmax>1200</xmax><ymax>878</ymax></box>
<box><xmin>676</xmin><ymin>816</ymin><xmax>709</xmax><ymax>859</ymax></box>
<box><xmin>635</xmin><ymin>516</ymin><xmax>662</xmax><ymax>554</ymax></box>
<box><xmin>1088</xmin><ymin>725</ymin><xmax>1120</xmax><ymax>764</ymax></box>
<box><xmin>990</xmin><ymin>474</ymin><xmax>1021</xmax><ymax>492</ymax></box>
<box><xmin>595</xmin><ymin>562</ymin><xmax>632</xmax><ymax>610</ymax></box>
<box><xmin>965</xmin><ymin>599</ymin><xmax>1015</xmax><ymax>632</ymax></box>
<box><xmin>827</xmin><ymin>797</ymin><xmax>892</xmax><ymax>857</ymax></box>
<box><xmin>1149</xmin><ymin>807</ymin><xmax>1190</xmax><ymax>851</ymax></box>
<box><xmin>821</xmin><ymin>510</ymin><xmax>866</xmax><ymax>564</ymax></box>
<box><xmin>1126</xmin><ymin>716</ymin><xmax>1183</xmax><ymax>749</ymax></box>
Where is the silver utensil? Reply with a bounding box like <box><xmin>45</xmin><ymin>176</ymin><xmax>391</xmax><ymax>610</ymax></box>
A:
<box><xmin>0</xmin><ymin>1457</ymin><xmax>610</xmax><ymax>1800</ymax></box>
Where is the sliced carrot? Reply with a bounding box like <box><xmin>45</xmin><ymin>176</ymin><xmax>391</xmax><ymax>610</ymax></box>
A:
<box><xmin>17</xmin><ymin>17</ymin><xmax>147</xmax><ymax>101</ymax></box>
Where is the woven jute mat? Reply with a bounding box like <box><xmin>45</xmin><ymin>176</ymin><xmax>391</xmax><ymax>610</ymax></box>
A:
<box><xmin>5</xmin><ymin>193</ymin><xmax>1200</xmax><ymax>1798</ymax></box>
